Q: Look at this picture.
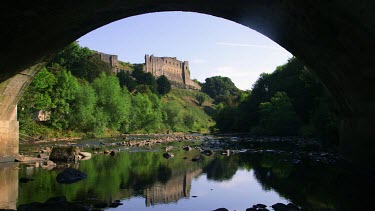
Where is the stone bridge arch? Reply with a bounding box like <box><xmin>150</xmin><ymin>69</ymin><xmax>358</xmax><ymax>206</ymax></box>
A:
<box><xmin>0</xmin><ymin>1</ymin><xmax>374</xmax><ymax>167</ymax></box>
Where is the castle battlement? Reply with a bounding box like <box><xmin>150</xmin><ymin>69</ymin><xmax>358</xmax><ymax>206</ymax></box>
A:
<box><xmin>144</xmin><ymin>54</ymin><xmax>200</xmax><ymax>90</ymax></box>
<box><xmin>94</xmin><ymin>50</ymin><xmax>200</xmax><ymax>90</ymax></box>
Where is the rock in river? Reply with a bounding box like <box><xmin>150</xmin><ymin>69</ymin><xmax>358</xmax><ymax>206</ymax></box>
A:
<box><xmin>183</xmin><ymin>146</ymin><xmax>192</xmax><ymax>151</ymax></box>
<box><xmin>50</xmin><ymin>146</ymin><xmax>80</xmax><ymax>162</ymax></box>
<box><xmin>79</xmin><ymin>151</ymin><xmax>92</xmax><ymax>158</ymax></box>
<box><xmin>202</xmin><ymin>149</ymin><xmax>214</xmax><ymax>156</ymax></box>
<box><xmin>163</xmin><ymin>152</ymin><xmax>174</xmax><ymax>159</ymax></box>
<box><xmin>56</xmin><ymin>168</ymin><xmax>87</xmax><ymax>184</ymax></box>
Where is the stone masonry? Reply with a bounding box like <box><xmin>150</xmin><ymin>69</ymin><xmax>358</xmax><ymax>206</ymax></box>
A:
<box><xmin>0</xmin><ymin>64</ymin><xmax>42</xmax><ymax>162</ymax></box>
<box><xmin>144</xmin><ymin>54</ymin><xmax>201</xmax><ymax>90</ymax></box>
<box><xmin>93</xmin><ymin>51</ymin><xmax>119</xmax><ymax>73</ymax></box>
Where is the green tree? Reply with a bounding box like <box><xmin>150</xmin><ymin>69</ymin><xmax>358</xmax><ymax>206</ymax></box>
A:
<box><xmin>195</xmin><ymin>92</ymin><xmax>207</xmax><ymax>106</ymax></box>
<box><xmin>129</xmin><ymin>93</ymin><xmax>162</xmax><ymax>132</ymax></box>
<box><xmin>162</xmin><ymin>101</ymin><xmax>183</xmax><ymax>131</ymax></box>
<box><xmin>48</xmin><ymin>42</ymin><xmax>112</xmax><ymax>82</ymax></box>
<box><xmin>256</xmin><ymin>92</ymin><xmax>301</xmax><ymax>135</ymax></box>
<box><xmin>156</xmin><ymin>75</ymin><xmax>171</xmax><ymax>95</ymax></box>
<box><xmin>201</xmin><ymin>76</ymin><xmax>241</xmax><ymax>100</ymax></box>
<box><xmin>132</xmin><ymin>67</ymin><xmax>157</xmax><ymax>93</ymax></box>
<box><xmin>19</xmin><ymin>67</ymin><xmax>57</xmax><ymax>111</ymax></box>
<box><xmin>49</xmin><ymin>65</ymin><xmax>78</xmax><ymax>130</ymax></box>
<box><xmin>92</xmin><ymin>73</ymin><xmax>130</xmax><ymax>131</ymax></box>
<box><xmin>117</xmin><ymin>70</ymin><xmax>137</xmax><ymax>92</ymax></box>
<box><xmin>69</xmin><ymin>82</ymin><xmax>98</xmax><ymax>135</ymax></box>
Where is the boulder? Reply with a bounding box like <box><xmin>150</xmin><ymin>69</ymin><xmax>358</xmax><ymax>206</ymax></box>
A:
<box><xmin>163</xmin><ymin>152</ymin><xmax>174</xmax><ymax>159</ymax></box>
<box><xmin>80</xmin><ymin>156</ymin><xmax>91</xmax><ymax>161</ymax></box>
<box><xmin>37</xmin><ymin>154</ymin><xmax>49</xmax><ymax>160</ymax></box>
<box><xmin>164</xmin><ymin>146</ymin><xmax>173</xmax><ymax>151</ymax></box>
<box><xmin>50</xmin><ymin>146</ymin><xmax>80</xmax><ymax>162</ymax></box>
<box><xmin>79</xmin><ymin>152</ymin><xmax>92</xmax><ymax>157</ymax></box>
<box><xmin>183</xmin><ymin>146</ymin><xmax>192</xmax><ymax>151</ymax></box>
<box><xmin>221</xmin><ymin>149</ymin><xmax>230</xmax><ymax>156</ymax></box>
<box><xmin>202</xmin><ymin>149</ymin><xmax>214</xmax><ymax>156</ymax></box>
<box><xmin>104</xmin><ymin>149</ymin><xmax>110</xmax><ymax>154</ymax></box>
<box><xmin>46</xmin><ymin>160</ymin><xmax>56</xmax><ymax>166</ymax></box>
<box><xmin>56</xmin><ymin>168</ymin><xmax>87</xmax><ymax>184</ymax></box>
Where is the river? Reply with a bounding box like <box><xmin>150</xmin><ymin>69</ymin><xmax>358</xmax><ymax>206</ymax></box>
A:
<box><xmin>0</xmin><ymin>136</ymin><xmax>373</xmax><ymax>211</ymax></box>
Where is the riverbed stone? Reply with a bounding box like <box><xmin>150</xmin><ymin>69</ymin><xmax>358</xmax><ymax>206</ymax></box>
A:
<box><xmin>202</xmin><ymin>149</ymin><xmax>214</xmax><ymax>156</ymax></box>
<box><xmin>183</xmin><ymin>146</ymin><xmax>192</xmax><ymax>151</ymax></box>
<box><xmin>37</xmin><ymin>153</ymin><xmax>49</xmax><ymax>160</ymax></box>
<box><xmin>79</xmin><ymin>151</ymin><xmax>91</xmax><ymax>157</ymax></box>
<box><xmin>56</xmin><ymin>168</ymin><xmax>87</xmax><ymax>184</ymax></box>
<box><xmin>163</xmin><ymin>152</ymin><xmax>174</xmax><ymax>159</ymax></box>
<box><xmin>49</xmin><ymin>146</ymin><xmax>80</xmax><ymax>162</ymax></box>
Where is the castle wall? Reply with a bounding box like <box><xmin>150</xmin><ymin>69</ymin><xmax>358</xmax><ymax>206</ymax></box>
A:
<box><xmin>93</xmin><ymin>51</ymin><xmax>119</xmax><ymax>73</ymax></box>
<box><xmin>144</xmin><ymin>54</ymin><xmax>200</xmax><ymax>90</ymax></box>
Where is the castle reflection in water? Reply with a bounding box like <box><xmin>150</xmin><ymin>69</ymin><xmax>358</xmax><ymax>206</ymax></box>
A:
<box><xmin>144</xmin><ymin>169</ymin><xmax>202</xmax><ymax>206</ymax></box>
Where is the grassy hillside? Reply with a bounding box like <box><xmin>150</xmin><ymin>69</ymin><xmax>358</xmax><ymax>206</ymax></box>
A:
<box><xmin>161</xmin><ymin>89</ymin><xmax>214</xmax><ymax>133</ymax></box>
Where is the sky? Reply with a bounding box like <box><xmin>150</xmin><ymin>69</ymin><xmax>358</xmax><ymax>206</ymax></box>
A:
<box><xmin>77</xmin><ymin>12</ymin><xmax>292</xmax><ymax>90</ymax></box>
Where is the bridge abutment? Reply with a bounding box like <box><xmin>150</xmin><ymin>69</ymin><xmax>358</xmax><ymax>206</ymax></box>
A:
<box><xmin>340</xmin><ymin>104</ymin><xmax>375</xmax><ymax>170</ymax></box>
<box><xmin>0</xmin><ymin>64</ymin><xmax>42</xmax><ymax>162</ymax></box>
<box><xmin>0</xmin><ymin>108</ymin><xmax>18</xmax><ymax>163</ymax></box>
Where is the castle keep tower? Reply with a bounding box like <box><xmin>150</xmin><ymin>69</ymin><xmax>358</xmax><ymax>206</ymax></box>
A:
<box><xmin>144</xmin><ymin>54</ymin><xmax>200</xmax><ymax>90</ymax></box>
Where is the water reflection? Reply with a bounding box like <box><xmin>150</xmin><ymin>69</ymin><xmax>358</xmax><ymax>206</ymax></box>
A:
<box><xmin>0</xmin><ymin>162</ymin><xmax>18</xmax><ymax>210</ymax></box>
<box><xmin>0</xmin><ymin>146</ymin><xmax>373</xmax><ymax>210</ymax></box>
<box><xmin>145</xmin><ymin>169</ymin><xmax>201</xmax><ymax>206</ymax></box>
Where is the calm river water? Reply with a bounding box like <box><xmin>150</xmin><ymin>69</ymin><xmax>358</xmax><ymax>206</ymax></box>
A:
<box><xmin>0</xmin><ymin>139</ymin><xmax>373</xmax><ymax>211</ymax></box>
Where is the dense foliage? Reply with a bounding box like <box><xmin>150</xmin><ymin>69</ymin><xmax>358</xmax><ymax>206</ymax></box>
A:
<box><xmin>19</xmin><ymin>42</ymin><xmax>338</xmax><ymax>144</ymax></box>
<box><xmin>18</xmin><ymin>42</ymin><xmax>213</xmax><ymax>139</ymax></box>
<box><xmin>201</xmin><ymin>76</ymin><xmax>241</xmax><ymax>102</ymax></box>
<box><xmin>211</xmin><ymin>57</ymin><xmax>339</xmax><ymax>144</ymax></box>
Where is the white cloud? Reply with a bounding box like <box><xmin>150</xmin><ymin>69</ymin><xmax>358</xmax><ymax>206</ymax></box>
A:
<box><xmin>216</xmin><ymin>42</ymin><xmax>286</xmax><ymax>51</ymax></box>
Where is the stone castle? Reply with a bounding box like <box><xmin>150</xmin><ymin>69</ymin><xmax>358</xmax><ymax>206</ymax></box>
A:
<box><xmin>93</xmin><ymin>51</ymin><xmax>119</xmax><ymax>73</ymax></box>
<box><xmin>144</xmin><ymin>55</ymin><xmax>201</xmax><ymax>90</ymax></box>
<box><xmin>94</xmin><ymin>50</ymin><xmax>200</xmax><ymax>90</ymax></box>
